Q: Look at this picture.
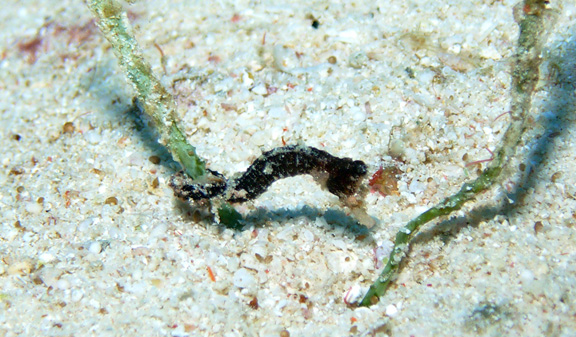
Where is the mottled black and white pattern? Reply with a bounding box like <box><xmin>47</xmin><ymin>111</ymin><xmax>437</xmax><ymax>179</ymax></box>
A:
<box><xmin>169</xmin><ymin>145</ymin><xmax>368</xmax><ymax>203</ymax></box>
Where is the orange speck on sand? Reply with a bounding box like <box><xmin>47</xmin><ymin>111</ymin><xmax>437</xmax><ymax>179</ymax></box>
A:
<box><xmin>207</xmin><ymin>266</ymin><xmax>216</xmax><ymax>282</ymax></box>
<box><xmin>231</xmin><ymin>13</ymin><xmax>241</xmax><ymax>23</ymax></box>
<box><xmin>208</xmin><ymin>54</ymin><xmax>221</xmax><ymax>64</ymax></box>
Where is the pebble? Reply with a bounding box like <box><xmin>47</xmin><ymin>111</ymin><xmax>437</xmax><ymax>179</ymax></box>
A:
<box><xmin>71</xmin><ymin>289</ymin><xmax>84</xmax><ymax>302</ymax></box>
<box><xmin>233</xmin><ymin>268</ymin><xmax>255</xmax><ymax>288</ymax></box>
<box><xmin>385</xmin><ymin>304</ymin><xmax>398</xmax><ymax>317</ymax></box>
<box><xmin>349</xmin><ymin>51</ymin><xmax>368</xmax><ymax>69</ymax></box>
<box><xmin>8</xmin><ymin>261</ymin><xmax>31</xmax><ymax>275</ymax></box>
<box><xmin>252</xmin><ymin>83</ymin><xmax>267</xmax><ymax>96</ymax></box>
<box><xmin>78</xmin><ymin>218</ymin><xmax>93</xmax><ymax>232</ymax></box>
<box><xmin>56</xmin><ymin>279</ymin><xmax>70</xmax><ymax>290</ymax></box>
<box><xmin>39</xmin><ymin>253</ymin><xmax>56</xmax><ymax>264</ymax></box>
<box><xmin>343</xmin><ymin>285</ymin><xmax>363</xmax><ymax>305</ymax></box>
<box><xmin>25</xmin><ymin>202</ymin><xmax>42</xmax><ymax>214</ymax></box>
<box><xmin>84</xmin><ymin>130</ymin><xmax>102</xmax><ymax>144</ymax></box>
<box><xmin>88</xmin><ymin>241</ymin><xmax>102</xmax><ymax>254</ymax></box>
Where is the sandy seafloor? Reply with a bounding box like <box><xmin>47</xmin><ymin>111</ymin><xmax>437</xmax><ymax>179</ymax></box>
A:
<box><xmin>1</xmin><ymin>0</ymin><xmax>576</xmax><ymax>336</ymax></box>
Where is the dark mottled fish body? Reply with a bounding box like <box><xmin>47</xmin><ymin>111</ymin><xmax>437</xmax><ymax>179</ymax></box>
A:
<box><xmin>170</xmin><ymin>145</ymin><xmax>367</xmax><ymax>203</ymax></box>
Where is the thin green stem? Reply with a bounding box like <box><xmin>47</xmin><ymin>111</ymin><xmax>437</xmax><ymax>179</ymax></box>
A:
<box><xmin>360</xmin><ymin>0</ymin><xmax>556</xmax><ymax>306</ymax></box>
<box><xmin>87</xmin><ymin>0</ymin><xmax>205</xmax><ymax>179</ymax></box>
<box><xmin>87</xmin><ymin>0</ymin><xmax>243</xmax><ymax>226</ymax></box>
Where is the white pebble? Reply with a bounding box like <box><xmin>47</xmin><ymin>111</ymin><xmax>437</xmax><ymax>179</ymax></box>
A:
<box><xmin>241</xmin><ymin>71</ymin><xmax>254</xmax><ymax>87</ymax></box>
<box><xmin>480</xmin><ymin>45</ymin><xmax>502</xmax><ymax>60</ymax></box>
<box><xmin>520</xmin><ymin>269</ymin><xmax>535</xmax><ymax>282</ymax></box>
<box><xmin>301</xmin><ymin>229</ymin><xmax>314</xmax><ymax>242</ymax></box>
<box><xmin>274</xmin><ymin>299</ymin><xmax>288</xmax><ymax>316</ymax></box>
<box><xmin>25</xmin><ymin>202</ymin><xmax>42</xmax><ymax>214</ymax></box>
<box><xmin>332</xmin><ymin>239</ymin><xmax>346</xmax><ymax>250</ymax></box>
<box><xmin>56</xmin><ymin>279</ymin><xmax>70</xmax><ymax>290</ymax></box>
<box><xmin>88</xmin><ymin>241</ymin><xmax>102</xmax><ymax>254</ymax></box>
<box><xmin>150</xmin><ymin>223</ymin><xmax>167</xmax><ymax>238</ymax></box>
<box><xmin>349</xmin><ymin>106</ymin><xmax>366</xmax><ymax>121</ymax></box>
<box><xmin>336</xmin><ymin>29</ymin><xmax>358</xmax><ymax>43</ymax></box>
<box><xmin>268</xmin><ymin>106</ymin><xmax>286</xmax><ymax>119</ymax></box>
<box><xmin>408</xmin><ymin>180</ymin><xmax>425</xmax><ymax>194</ymax></box>
<box><xmin>71</xmin><ymin>289</ymin><xmax>84</xmax><ymax>302</ymax></box>
<box><xmin>233</xmin><ymin>268</ymin><xmax>255</xmax><ymax>288</ymax></box>
<box><xmin>343</xmin><ymin>285</ymin><xmax>364</xmax><ymax>305</ymax></box>
<box><xmin>349</xmin><ymin>51</ymin><xmax>368</xmax><ymax>69</ymax></box>
<box><xmin>132</xmin><ymin>269</ymin><xmax>142</xmax><ymax>280</ymax></box>
<box><xmin>38</xmin><ymin>253</ymin><xmax>56</xmax><ymax>264</ymax></box>
<box><xmin>251</xmin><ymin>242</ymin><xmax>268</xmax><ymax>257</ymax></box>
<box><xmin>252</xmin><ymin>83</ymin><xmax>267</xmax><ymax>95</ymax></box>
<box><xmin>276</xmin><ymin>226</ymin><xmax>294</xmax><ymax>241</ymax></box>
<box><xmin>385</xmin><ymin>304</ymin><xmax>398</xmax><ymax>316</ymax></box>
<box><xmin>78</xmin><ymin>218</ymin><xmax>93</xmax><ymax>232</ymax></box>
<box><xmin>273</xmin><ymin>44</ymin><xmax>294</xmax><ymax>72</ymax></box>
<box><xmin>84</xmin><ymin>130</ymin><xmax>101</xmax><ymax>144</ymax></box>
<box><xmin>251</xmin><ymin>130</ymin><xmax>269</xmax><ymax>146</ymax></box>
<box><xmin>388</xmin><ymin>139</ymin><xmax>405</xmax><ymax>158</ymax></box>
